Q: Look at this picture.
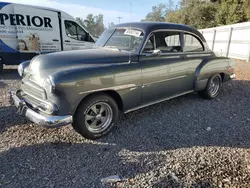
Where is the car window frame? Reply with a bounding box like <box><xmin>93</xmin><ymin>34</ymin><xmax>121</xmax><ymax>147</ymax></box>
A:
<box><xmin>101</xmin><ymin>27</ymin><xmax>146</xmax><ymax>53</ymax></box>
<box><xmin>142</xmin><ymin>31</ymin><xmax>183</xmax><ymax>54</ymax></box>
<box><xmin>64</xmin><ymin>20</ymin><xmax>88</xmax><ymax>41</ymax></box>
<box><xmin>164</xmin><ymin>33</ymin><xmax>182</xmax><ymax>48</ymax></box>
<box><xmin>183</xmin><ymin>32</ymin><xmax>205</xmax><ymax>53</ymax></box>
<box><xmin>140</xmin><ymin>29</ymin><xmax>210</xmax><ymax>56</ymax></box>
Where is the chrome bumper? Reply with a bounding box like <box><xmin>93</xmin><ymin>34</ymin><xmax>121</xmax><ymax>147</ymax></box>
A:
<box><xmin>230</xmin><ymin>73</ymin><xmax>236</xmax><ymax>79</ymax></box>
<box><xmin>10</xmin><ymin>90</ymin><xmax>73</xmax><ymax>128</ymax></box>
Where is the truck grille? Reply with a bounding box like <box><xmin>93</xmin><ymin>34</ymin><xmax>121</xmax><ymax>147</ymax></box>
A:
<box><xmin>21</xmin><ymin>79</ymin><xmax>46</xmax><ymax>100</ymax></box>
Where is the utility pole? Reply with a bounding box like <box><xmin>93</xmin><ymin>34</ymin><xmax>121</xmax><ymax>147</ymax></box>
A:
<box><xmin>117</xmin><ymin>17</ymin><xmax>122</xmax><ymax>23</ymax></box>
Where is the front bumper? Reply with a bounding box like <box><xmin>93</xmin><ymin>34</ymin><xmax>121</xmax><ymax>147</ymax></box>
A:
<box><xmin>10</xmin><ymin>90</ymin><xmax>73</xmax><ymax>128</ymax></box>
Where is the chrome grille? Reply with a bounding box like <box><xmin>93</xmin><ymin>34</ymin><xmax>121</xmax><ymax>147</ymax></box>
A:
<box><xmin>21</xmin><ymin>79</ymin><xmax>46</xmax><ymax>100</ymax></box>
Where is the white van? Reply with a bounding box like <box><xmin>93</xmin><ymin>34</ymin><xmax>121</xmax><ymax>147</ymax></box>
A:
<box><xmin>0</xmin><ymin>2</ymin><xmax>95</xmax><ymax>72</ymax></box>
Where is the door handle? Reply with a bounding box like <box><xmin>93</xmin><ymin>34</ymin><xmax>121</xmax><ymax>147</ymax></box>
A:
<box><xmin>52</xmin><ymin>39</ymin><xmax>59</xmax><ymax>42</ymax></box>
<box><xmin>65</xmin><ymin>40</ymin><xmax>70</xmax><ymax>42</ymax></box>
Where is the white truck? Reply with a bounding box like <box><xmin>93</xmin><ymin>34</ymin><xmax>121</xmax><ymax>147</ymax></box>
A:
<box><xmin>0</xmin><ymin>2</ymin><xmax>95</xmax><ymax>72</ymax></box>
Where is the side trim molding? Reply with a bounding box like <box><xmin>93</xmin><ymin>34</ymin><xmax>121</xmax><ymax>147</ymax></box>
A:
<box><xmin>144</xmin><ymin>75</ymin><xmax>186</xmax><ymax>86</ymax></box>
<box><xmin>79</xmin><ymin>84</ymin><xmax>137</xmax><ymax>95</ymax></box>
<box><xmin>124</xmin><ymin>90</ymin><xmax>193</xmax><ymax>114</ymax></box>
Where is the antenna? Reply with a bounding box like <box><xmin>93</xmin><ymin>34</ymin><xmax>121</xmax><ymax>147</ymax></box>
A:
<box><xmin>117</xmin><ymin>16</ymin><xmax>122</xmax><ymax>23</ymax></box>
<box><xmin>128</xmin><ymin>2</ymin><xmax>132</xmax><ymax>63</ymax></box>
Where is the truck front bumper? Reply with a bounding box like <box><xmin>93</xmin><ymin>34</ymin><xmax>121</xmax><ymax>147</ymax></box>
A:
<box><xmin>10</xmin><ymin>90</ymin><xmax>73</xmax><ymax>128</ymax></box>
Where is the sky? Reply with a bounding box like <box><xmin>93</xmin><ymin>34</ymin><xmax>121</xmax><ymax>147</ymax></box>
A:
<box><xmin>1</xmin><ymin>0</ymin><xmax>179</xmax><ymax>26</ymax></box>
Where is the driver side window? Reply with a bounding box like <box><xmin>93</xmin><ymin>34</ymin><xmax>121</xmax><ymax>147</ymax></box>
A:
<box><xmin>143</xmin><ymin>31</ymin><xmax>182</xmax><ymax>53</ymax></box>
<box><xmin>65</xmin><ymin>20</ymin><xmax>87</xmax><ymax>41</ymax></box>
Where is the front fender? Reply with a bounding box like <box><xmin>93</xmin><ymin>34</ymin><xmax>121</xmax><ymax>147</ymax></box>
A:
<box><xmin>49</xmin><ymin>65</ymin><xmax>115</xmax><ymax>115</ymax></box>
<box><xmin>49</xmin><ymin>61</ymin><xmax>141</xmax><ymax>116</ymax></box>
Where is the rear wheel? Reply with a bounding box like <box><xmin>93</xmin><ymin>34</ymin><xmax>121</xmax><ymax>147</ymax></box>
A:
<box><xmin>198</xmin><ymin>74</ymin><xmax>222</xmax><ymax>99</ymax></box>
<box><xmin>73</xmin><ymin>93</ymin><xmax>119</xmax><ymax>139</ymax></box>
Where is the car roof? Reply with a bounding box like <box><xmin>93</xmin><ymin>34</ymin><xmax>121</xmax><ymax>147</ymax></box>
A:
<box><xmin>115</xmin><ymin>22</ymin><xmax>206</xmax><ymax>42</ymax></box>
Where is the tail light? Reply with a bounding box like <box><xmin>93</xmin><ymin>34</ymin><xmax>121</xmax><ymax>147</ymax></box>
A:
<box><xmin>227</xmin><ymin>67</ymin><xmax>235</xmax><ymax>73</ymax></box>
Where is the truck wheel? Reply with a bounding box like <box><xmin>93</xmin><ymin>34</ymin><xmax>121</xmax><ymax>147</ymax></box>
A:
<box><xmin>198</xmin><ymin>74</ymin><xmax>222</xmax><ymax>99</ymax></box>
<box><xmin>73</xmin><ymin>93</ymin><xmax>119</xmax><ymax>140</ymax></box>
<box><xmin>0</xmin><ymin>62</ymin><xmax>3</xmax><ymax>73</ymax></box>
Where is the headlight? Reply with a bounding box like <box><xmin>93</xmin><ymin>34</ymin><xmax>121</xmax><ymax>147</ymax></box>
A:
<box><xmin>18</xmin><ymin>61</ymin><xmax>30</xmax><ymax>77</ymax></box>
<box><xmin>43</xmin><ymin>77</ymin><xmax>55</xmax><ymax>93</ymax></box>
<box><xmin>18</xmin><ymin>63</ymin><xmax>24</xmax><ymax>77</ymax></box>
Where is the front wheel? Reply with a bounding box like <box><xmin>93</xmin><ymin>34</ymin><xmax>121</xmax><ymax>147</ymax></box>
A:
<box><xmin>72</xmin><ymin>93</ymin><xmax>119</xmax><ymax>139</ymax></box>
<box><xmin>198</xmin><ymin>74</ymin><xmax>222</xmax><ymax>99</ymax></box>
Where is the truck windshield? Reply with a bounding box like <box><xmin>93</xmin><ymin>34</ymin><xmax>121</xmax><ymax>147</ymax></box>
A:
<box><xmin>96</xmin><ymin>28</ymin><xmax>144</xmax><ymax>52</ymax></box>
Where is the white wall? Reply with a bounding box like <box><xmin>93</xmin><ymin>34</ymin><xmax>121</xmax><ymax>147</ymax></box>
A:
<box><xmin>199</xmin><ymin>22</ymin><xmax>250</xmax><ymax>61</ymax></box>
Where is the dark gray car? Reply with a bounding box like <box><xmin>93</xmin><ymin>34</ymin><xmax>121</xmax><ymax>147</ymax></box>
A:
<box><xmin>11</xmin><ymin>22</ymin><xmax>236</xmax><ymax>139</ymax></box>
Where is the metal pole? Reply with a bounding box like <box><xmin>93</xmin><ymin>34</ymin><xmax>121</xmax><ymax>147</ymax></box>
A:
<box><xmin>226</xmin><ymin>27</ymin><xmax>233</xmax><ymax>57</ymax></box>
<box><xmin>212</xmin><ymin>29</ymin><xmax>216</xmax><ymax>51</ymax></box>
<box><xmin>117</xmin><ymin>17</ymin><xmax>122</xmax><ymax>23</ymax></box>
<box><xmin>247</xmin><ymin>44</ymin><xmax>250</xmax><ymax>62</ymax></box>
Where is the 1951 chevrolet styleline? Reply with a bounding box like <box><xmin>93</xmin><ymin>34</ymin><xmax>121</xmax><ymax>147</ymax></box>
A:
<box><xmin>11</xmin><ymin>22</ymin><xmax>235</xmax><ymax>139</ymax></box>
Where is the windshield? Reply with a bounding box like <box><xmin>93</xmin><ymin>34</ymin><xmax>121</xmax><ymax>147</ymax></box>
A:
<box><xmin>96</xmin><ymin>28</ymin><xmax>144</xmax><ymax>52</ymax></box>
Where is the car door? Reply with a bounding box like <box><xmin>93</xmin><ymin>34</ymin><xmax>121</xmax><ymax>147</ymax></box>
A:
<box><xmin>182</xmin><ymin>32</ymin><xmax>214</xmax><ymax>90</ymax></box>
<box><xmin>62</xmin><ymin>19</ymin><xmax>94</xmax><ymax>51</ymax></box>
<box><xmin>140</xmin><ymin>30</ymin><xmax>190</xmax><ymax>104</ymax></box>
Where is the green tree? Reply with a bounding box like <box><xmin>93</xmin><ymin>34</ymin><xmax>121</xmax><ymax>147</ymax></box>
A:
<box><xmin>84</xmin><ymin>14</ymin><xmax>96</xmax><ymax>35</ymax></box>
<box><xmin>83</xmin><ymin>14</ymin><xmax>105</xmax><ymax>37</ymax></box>
<box><xmin>243</xmin><ymin>0</ymin><xmax>250</xmax><ymax>20</ymax></box>
<box><xmin>143</xmin><ymin>1</ymin><xmax>176</xmax><ymax>22</ymax></box>
<box><xmin>94</xmin><ymin>14</ymin><xmax>104</xmax><ymax>37</ymax></box>
<box><xmin>76</xmin><ymin>17</ymin><xmax>86</xmax><ymax>29</ymax></box>
<box><xmin>143</xmin><ymin>3</ymin><xmax>167</xmax><ymax>22</ymax></box>
<box><xmin>216</xmin><ymin>0</ymin><xmax>247</xmax><ymax>25</ymax></box>
<box><xmin>166</xmin><ymin>0</ymin><xmax>218</xmax><ymax>29</ymax></box>
<box><xmin>146</xmin><ymin>0</ymin><xmax>250</xmax><ymax>29</ymax></box>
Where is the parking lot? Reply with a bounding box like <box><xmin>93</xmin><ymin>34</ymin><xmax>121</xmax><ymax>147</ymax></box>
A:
<box><xmin>0</xmin><ymin>61</ymin><xmax>250</xmax><ymax>187</ymax></box>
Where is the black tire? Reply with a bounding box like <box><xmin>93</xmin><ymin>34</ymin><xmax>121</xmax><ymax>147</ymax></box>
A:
<box><xmin>0</xmin><ymin>62</ymin><xmax>3</xmax><ymax>73</ymax></box>
<box><xmin>198</xmin><ymin>74</ymin><xmax>222</xmax><ymax>99</ymax></box>
<box><xmin>72</xmin><ymin>93</ymin><xmax>119</xmax><ymax>140</ymax></box>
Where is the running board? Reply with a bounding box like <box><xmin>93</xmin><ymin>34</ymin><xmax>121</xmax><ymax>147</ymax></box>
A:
<box><xmin>124</xmin><ymin>90</ymin><xmax>194</xmax><ymax>114</ymax></box>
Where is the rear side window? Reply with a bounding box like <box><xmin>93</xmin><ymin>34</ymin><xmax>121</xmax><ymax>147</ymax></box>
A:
<box><xmin>143</xmin><ymin>31</ymin><xmax>182</xmax><ymax>53</ymax></box>
<box><xmin>183</xmin><ymin>33</ymin><xmax>204</xmax><ymax>52</ymax></box>
<box><xmin>165</xmin><ymin>34</ymin><xmax>180</xmax><ymax>46</ymax></box>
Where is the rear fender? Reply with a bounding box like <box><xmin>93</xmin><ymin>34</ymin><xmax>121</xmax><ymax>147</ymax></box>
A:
<box><xmin>194</xmin><ymin>57</ymin><xmax>230</xmax><ymax>91</ymax></box>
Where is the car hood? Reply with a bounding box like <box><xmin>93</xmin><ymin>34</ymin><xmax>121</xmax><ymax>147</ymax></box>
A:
<box><xmin>28</xmin><ymin>48</ymin><xmax>133</xmax><ymax>84</ymax></box>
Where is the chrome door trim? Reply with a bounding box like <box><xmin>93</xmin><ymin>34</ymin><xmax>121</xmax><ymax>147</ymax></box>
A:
<box><xmin>79</xmin><ymin>84</ymin><xmax>137</xmax><ymax>95</ymax></box>
<box><xmin>124</xmin><ymin>90</ymin><xmax>193</xmax><ymax>113</ymax></box>
<box><xmin>143</xmin><ymin>75</ymin><xmax>187</xmax><ymax>86</ymax></box>
<box><xmin>187</xmin><ymin>54</ymin><xmax>212</xmax><ymax>58</ymax></box>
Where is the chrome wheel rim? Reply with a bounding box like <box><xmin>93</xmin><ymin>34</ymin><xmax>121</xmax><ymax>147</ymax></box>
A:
<box><xmin>209</xmin><ymin>77</ymin><xmax>220</xmax><ymax>96</ymax></box>
<box><xmin>85</xmin><ymin>102</ymin><xmax>113</xmax><ymax>133</ymax></box>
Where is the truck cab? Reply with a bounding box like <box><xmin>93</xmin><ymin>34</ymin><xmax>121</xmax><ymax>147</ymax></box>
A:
<box><xmin>0</xmin><ymin>2</ymin><xmax>95</xmax><ymax>72</ymax></box>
